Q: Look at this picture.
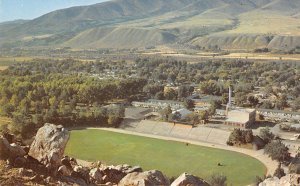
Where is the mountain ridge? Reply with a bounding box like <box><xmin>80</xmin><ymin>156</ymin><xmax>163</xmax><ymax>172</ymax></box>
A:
<box><xmin>0</xmin><ymin>0</ymin><xmax>299</xmax><ymax>51</ymax></box>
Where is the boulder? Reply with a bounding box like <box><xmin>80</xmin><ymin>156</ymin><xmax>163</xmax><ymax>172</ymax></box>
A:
<box><xmin>73</xmin><ymin>165</ymin><xmax>91</xmax><ymax>184</ymax></box>
<box><xmin>102</xmin><ymin>166</ymin><xmax>127</xmax><ymax>184</ymax></box>
<box><xmin>61</xmin><ymin>156</ymin><xmax>72</xmax><ymax>169</ymax></box>
<box><xmin>259</xmin><ymin>174</ymin><xmax>300</xmax><ymax>186</ymax></box>
<box><xmin>28</xmin><ymin>123</ymin><xmax>69</xmax><ymax>171</ymax></box>
<box><xmin>3</xmin><ymin>132</ymin><xmax>15</xmax><ymax>143</ymax></box>
<box><xmin>171</xmin><ymin>173</ymin><xmax>210</xmax><ymax>186</ymax></box>
<box><xmin>89</xmin><ymin>168</ymin><xmax>103</xmax><ymax>183</ymax></box>
<box><xmin>14</xmin><ymin>156</ymin><xmax>27</xmax><ymax>167</ymax></box>
<box><xmin>113</xmin><ymin>164</ymin><xmax>143</xmax><ymax>174</ymax></box>
<box><xmin>119</xmin><ymin>170</ymin><xmax>170</xmax><ymax>186</ymax></box>
<box><xmin>58</xmin><ymin>165</ymin><xmax>72</xmax><ymax>176</ymax></box>
<box><xmin>0</xmin><ymin>136</ymin><xmax>10</xmax><ymax>159</ymax></box>
<box><xmin>18</xmin><ymin>168</ymin><xmax>35</xmax><ymax>177</ymax></box>
<box><xmin>9</xmin><ymin>143</ymin><xmax>26</xmax><ymax>158</ymax></box>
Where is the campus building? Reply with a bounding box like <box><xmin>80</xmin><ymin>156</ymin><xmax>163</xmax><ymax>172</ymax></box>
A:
<box><xmin>224</xmin><ymin>108</ymin><xmax>256</xmax><ymax>128</ymax></box>
<box><xmin>132</xmin><ymin>99</ymin><xmax>184</xmax><ymax>111</ymax></box>
<box><xmin>257</xmin><ymin>109</ymin><xmax>300</xmax><ymax>122</ymax></box>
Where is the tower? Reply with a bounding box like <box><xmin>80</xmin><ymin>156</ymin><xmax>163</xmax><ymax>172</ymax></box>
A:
<box><xmin>226</xmin><ymin>86</ymin><xmax>232</xmax><ymax>116</ymax></box>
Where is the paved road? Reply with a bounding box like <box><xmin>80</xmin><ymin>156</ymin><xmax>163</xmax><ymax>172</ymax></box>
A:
<box><xmin>85</xmin><ymin>127</ymin><xmax>278</xmax><ymax>175</ymax></box>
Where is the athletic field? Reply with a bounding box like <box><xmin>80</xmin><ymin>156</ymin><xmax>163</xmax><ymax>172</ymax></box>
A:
<box><xmin>65</xmin><ymin>129</ymin><xmax>266</xmax><ymax>185</ymax></box>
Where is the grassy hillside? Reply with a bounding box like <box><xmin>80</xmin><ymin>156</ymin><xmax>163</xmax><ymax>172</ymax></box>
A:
<box><xmin>64</xmin><ymin>27</ymin><xmax>176</xmax><ymax>48</ymax></box>
<box><xmin>0</xmin><ymin>0</ymin><xmax>300</xmax><ymax>50</ymax></box>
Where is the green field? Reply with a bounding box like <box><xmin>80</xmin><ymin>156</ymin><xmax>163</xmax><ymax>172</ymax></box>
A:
<box><xmin>65</xmin><ymin>129</ymin><xmax>266</xmax><ymax>185</ymax></box>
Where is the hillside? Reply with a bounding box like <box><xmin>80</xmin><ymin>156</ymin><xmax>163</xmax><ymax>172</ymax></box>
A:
<box><xmin>0</xmin><ymin>0</ymin><xmax>300</xmax><ymax>50</ymax></box>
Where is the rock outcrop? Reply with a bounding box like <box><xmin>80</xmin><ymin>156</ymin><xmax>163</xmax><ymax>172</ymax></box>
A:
<box><xmin>171</xmin><ymin>173</ymin><xmax>210</xmax><ymax>186</ymax></box>
<box><xmin>0</xmin><ymin>136</ymin><xmax>11</xmax><ymax>159</ymax></box>
<box><xmin>89</xmin><ymin>168</ymin><xmax>102</xmax><ymax>184</ymax></box>
<box><xmin>119</xmin><ymin>170</ymin><xmax>170</xmax><ymax>186</ymax></box>
<box><xmin>0</xmin><ymin>124</ymin><xmax>213</xmax><ymax>186</ymax></box>
<box><xmin>259</xmin><ymin>174</ymin><xmax>300</xmax><ymax>186</ymax></box>
<box><xmin>28</xmin><ymin>123</ymin><xmax>69</xmax><ymax>171</ymax></box>
<box><xmin>0</xmin><ymin>136</ymin><xmax>26</xmax><ymax>160</ymax></box>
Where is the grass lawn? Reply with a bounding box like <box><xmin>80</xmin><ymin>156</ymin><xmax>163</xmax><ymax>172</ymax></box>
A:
<box><xmin>65</xmin><ymin>129</ymin><xmax>266</xmax><ymax>185</ymax></box>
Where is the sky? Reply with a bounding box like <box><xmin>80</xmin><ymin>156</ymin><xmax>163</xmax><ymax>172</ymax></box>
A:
<box><xmin>0</xmin><ymin>0</ymin><xmax>108</xmax><ymax>23</ymax></box>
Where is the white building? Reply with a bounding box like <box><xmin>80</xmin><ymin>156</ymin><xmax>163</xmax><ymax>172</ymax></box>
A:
<box><xmin>225</xmin><ymin>108</ymin><xmax>256</xmax><ymax>128</ymax></box>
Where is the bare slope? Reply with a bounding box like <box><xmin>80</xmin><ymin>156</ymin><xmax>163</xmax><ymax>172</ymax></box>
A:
<box><xmin>0</xmin><ymin>0</ymin><xmax>299</xmax><ymax>50</ymax></box>
<box><xmin>64</xmin><ymin>27</ymin><xmax>176</xmax><ymax>48</ymax></box>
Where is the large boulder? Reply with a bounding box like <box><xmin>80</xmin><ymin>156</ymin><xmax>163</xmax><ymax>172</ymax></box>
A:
<box><xmin>102</xmin><ymin>166</ymin><xmax>127</xmax><ymax>184</ymax></box>
<box><xmin>28</xmin><ymin>123</ymin><xmax>69</xmax><ymax>171</ymax></box>
<box><xmin>0</xmin><ymin>136</ymin><xmax>26</xmax><ymax>160</ymax></box>
<box><xmin>89</xmin><ymin>168</ymin><xmax>103</xmax><ymax>184</ymax></box>
<box><xmin>119</xmin><ymin>170</ymin><xmax>170</xmax><ymax>186</ymax></box>
<box><xmin>259</xmin><ymin>174</ymin><xmax>300</xmax><ymax>186</ymax></box>
<box><xmin>110</xmin><ymin>164</ymin><xmax>143</xmax><ymax>174</ymax></box>
<box><xmin>171</xmin><ymin>173</ymin><xmax>210</xmax><ymax>186</ymax></box>
<box><xmin>0</xmin><ymin>136</ymin><xmax>10</xmax><ymax>159</ymax></box>
<box><xmin>9</xmin><ymin>143</ymin><xmax>26</xmax><ymax>158</ymax></box>
<box><xmin>58</xmin><ymin>165</ymin><xmax>72</xmax><ymax>176</ymax></box>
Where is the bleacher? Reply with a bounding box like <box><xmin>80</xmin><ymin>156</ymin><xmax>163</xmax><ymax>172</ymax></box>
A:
<box><xmin>120</xmin><ymin>120</ymin><xmax>230</xmax><ymax>145</ymax></box>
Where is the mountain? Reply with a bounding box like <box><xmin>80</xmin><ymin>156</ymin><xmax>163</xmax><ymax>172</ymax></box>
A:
<box><xmin>0</xmin><ymin>0</ymin><xmax>300</xmax><ymax>51</ymax></box>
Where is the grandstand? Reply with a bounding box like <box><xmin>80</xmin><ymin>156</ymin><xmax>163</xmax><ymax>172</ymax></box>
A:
<box><xmin>120</xmin><ymin>120</ymin><xmax>230</xmax><ymax>145</ymax></box>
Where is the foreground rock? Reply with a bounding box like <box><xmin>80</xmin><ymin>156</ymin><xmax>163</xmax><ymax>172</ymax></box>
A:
<box><xmin>119</xmin><ymin>170</ymin><xmax>170</xmax><ymax>186</ymax></box>
<box><xmin>259</xmin><ymin>174</ymin><xmax>300</xmax><ymax>186</ymax></box>
<box><xmin>1</xmin><ymin>124</ymin><xmax>212</xmax><ymax>186</ymax></box>
<box><xmin>0</xmin><ymin>136</ymin><xmax>11</xmax><ymax>159</ymax></box>
<box><xmin>171</xmin><ymin>173</ymin><xmax>210</xmax><ymax>186</ymax></box>
<box><xmin>28</xmin><ymin>123</ymin><xmax>70</xmax><ymax>172</ymax></box>
<box><xmin>89</xmin><ymin>168</ymin><xmax>102</xmax><ymax>184</ymax></box>
<box><xmin>0</xmin><ymin>136</ymin><xmax>26</xmax><ymax>160</ymax></box>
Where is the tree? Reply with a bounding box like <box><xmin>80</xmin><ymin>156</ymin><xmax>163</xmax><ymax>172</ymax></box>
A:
<box><xmin>155</xmin><ymin>91</ymin><xmax>164</xmax><ymax>100</ymax></box>
<box><xmin>208</xmin><ymin>100</ymin><xmax>221</xmax><ymax>116</ymax></box>
<box><xmin>273</xmin><ymin>164</ymin><xmax>285</xmax><ymax>178</ymax></box>
<box><xmin>209</xmin><ymin>173</ymin><xmax>227</xmax><ymax>186</ymax></box>
<box><xmin>0</xmin><ymin>104</ymin><xmax>15</xmax><ymax>117</ymax></box>
<box><xmin>170</xmin><ymin>112</ymin><xmax>181</xmax><ymax>122</ymax></box>
<box><xmin>259</xmin><ymin>127</ymin><xmax>275</xmax><ymax>144</ymax></box>
<box><xmin>107</xmin><ymin>114</ymin><xmax>121</xmax><ymax>127</ymax></box>
<box><xmin>245</xmin><ymin>130</ymin><xmax>253</xmax><ymax>143</ymax></box>
<box><xmin>227</xmin><ymin>129</ymin><xmax>253</xmax><ymax>145</ymax></box>
<box><xmin>199</xmin><ymin>111</ymin><xmax>209</xmax><ymax>121</ymax></box>
<box><xmin>264</xmin><ymin>140</ymin><xmax>290</xmax><ymax>162</ymax></box>
<box><xmin>164</xmin><ymin>88</ymin><xmax>177</xmax><ymax>100</ymax></box>
<box><xmin>260</xmin><ymin>101</ymin><xmax>273</xmax><ymax>109</ymax></box>
<box><xmin>248</xmin><ymin>96</ymin><xmax>259</xmax><ymax>107</ymax></box>
<box><xmin>221</xmin><ymin>93</ymin><xmax>229</xmax><ymax>104</ymax></box>
<box><xmin>235</xmin><ymin>92</ymin><xmax>248</xmax><ymax>106</ymax></box>
<box><xmin>19</xmin><ymin>98</ymin><xmax>30</xmax><ymax>115</ymax></box>
<box><xmin>291</xmin><ymin>97</ymin><xmax>300</xmax><ymax>111</ymax></box>
<box><xmin>160</xmin><ymin>105</ymin><xmax>172</xmax><ymax>121</ymax></box>
<box><xmin>183</xmin><ymin>99</ymin><xmax>195</xmax><ymax>111</ymax></box>
<box><xmin>275</xmin><ymin>94</ymin><xmax>288</xmax><ymax>110</ymax></box>
<box><xmin>186</xmin><ymin>113</ymin><xmax>201</xmax><ymax>125</ymax></box>
<box><xmin>178</xmin><ymin>86</ymin><xmax>189</xmax><ymax>99</ymax></box>
<box><xmin>10</xmin><ymin>94</ymin><xmax>19</xmax><ymax>107</ymax></box>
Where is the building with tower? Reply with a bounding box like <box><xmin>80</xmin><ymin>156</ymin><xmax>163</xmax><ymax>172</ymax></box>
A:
<box><xmin>224</xmin><ymin>86</ymin><xmax>256</xmax><ymax>128</ymax></box>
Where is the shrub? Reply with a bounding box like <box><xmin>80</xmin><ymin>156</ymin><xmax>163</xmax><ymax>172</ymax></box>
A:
<box><xmin>209</xmin><ymin>173</ymin><xmax>227</xmax><ymax>186</ymax></box>
<box><xmin>264</xmin><ymin>140</ymin><xmax>290</xmax><ymax>162</ymax></box>
<box><xmin>259</xmin><ymin>127</ymin><xmax>275</xmax><ymax>144</ymax></box>
<box><xmin>273</xmin><ymin>164</ymin><xmax>285</xmax><ymax>178</ymax></box>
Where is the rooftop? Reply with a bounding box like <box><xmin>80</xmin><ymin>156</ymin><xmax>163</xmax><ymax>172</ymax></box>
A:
<box><xmin>125</xmin><ymin>107</ymin><xmax>152</xmax><ymax>120</ymax></box>
<box><xmin>258</xmin><ymin>109</ymin><xmax>300</xmax><ymax>115</ymax></box>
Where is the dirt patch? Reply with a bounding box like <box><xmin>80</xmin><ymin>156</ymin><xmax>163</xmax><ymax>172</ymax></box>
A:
<box><xmin>0</xmin><ymin>66</ymin><xmax>8</xmax><ymax>71</ymax></box>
